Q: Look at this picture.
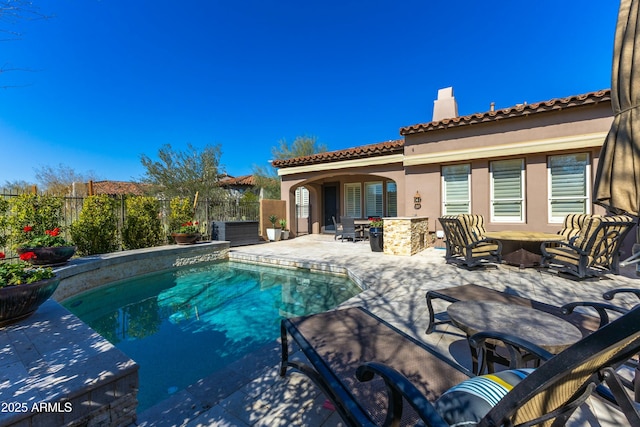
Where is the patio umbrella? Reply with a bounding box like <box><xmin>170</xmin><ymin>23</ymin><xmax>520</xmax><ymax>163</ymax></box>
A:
<box><xmin>594</xmin><ymin>0</ymin><xmax>640</xmax><ymax>218</ymax></box>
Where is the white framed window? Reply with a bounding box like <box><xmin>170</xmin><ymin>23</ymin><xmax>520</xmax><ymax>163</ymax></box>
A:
<box><xmin>344</xmin><ymin>183</ymin><xmax>362</xmax><ymax>218</ymax></box>
<box><xmin>295</xmin><ymin>187</ymin><xmax>309</xmax><ymax>218</ymax></box>
<box><xmin>548</xmin><ymin>153</ymin><xmax>590</xmax><ymax>223</ymax></box>
<box><xmin>364</xmin><ymin>182</ymin><xmax>383</xmax><ymax>218</ymax></box>
<box><xmin>490</xmin><ymin>159</ymin><xmax>525</xmax><ymax>222</ymax></box>
<box><xmin>386</xmin><ymin>181</ymin><xmax>397</xmax><ymax>217</ymax></box>
<box><xmin>442</xmin><ymin>164</ymin><xmax>471</xmax><ymax>215</ymax></box>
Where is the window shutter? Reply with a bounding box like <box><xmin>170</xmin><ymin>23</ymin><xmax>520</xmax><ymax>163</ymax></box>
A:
<box><xmin>386</xmin><ymin>182</ymin><xmax>397</xmax><ymax>217</ymax></box>
<box><xmin>365</xmin><ymin>182</ymin><xmax>383</xmax><ymax>218</ymax></box>
<box><xmin>443</xmin><ymin>164</ymin><xmax>470</xmax><ymax>214</ymax></box>
<box><xmin>344</xmin><ymin>184</ymin><xmax>361</xmax><ymax>218</ymax></box>
<box><xmin>491</xmin><ymin>159</ymin><xmax>523</xmax><ymax>221</ymax></box>
<box><xmin>549</xmin><ymin>154</ymin><xmax>589</xmax><ymax>219</ymax></box>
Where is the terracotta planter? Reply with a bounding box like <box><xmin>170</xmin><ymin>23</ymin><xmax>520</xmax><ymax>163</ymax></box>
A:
<box><xmin>171</xmin><ymin>233</ymin><xmax>200</xmax><ymax>245</ymax></box>
<box><xmin>17</xmin><ymin>246</ymin><xmax>76</xmax><ymax>266</ymax></box>
<box><xmin>0</xmin><ymin>276</ymin><xmax>60</xmax><ymax>326</ymax></box>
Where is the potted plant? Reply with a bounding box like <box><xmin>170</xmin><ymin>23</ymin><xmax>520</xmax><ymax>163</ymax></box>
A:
<box><xmin>169</xmin><ymin>197</ymin><xmax>200</xmax><ymax>245</ymax></box>
<box><xmin>279</xmin><ymin>218</ymin><xmax>289</xmax><ymax>240</ymax></box>
<box><xmin>171</xmin><ymin>221</ymin><xmax>200</xmax><ymax>245</ymax></box>
<box><xmin>0</xmin><ymin>252</ymin><xmax>59</xmax><ymax>325</ymax></box>
<box><xmin>16</xmin><ymin>226</ymin><xmax>77</xmax><ymax>265</ymax></box>
<box><xmin>369</xmin><ymin>218</ymin><xmax>384</xmax><ymax>252</ymax></box>
<box><xmin>8</xmin><ymin>194</ymin><xmax>76</xmax><ymax>266</ymax></box>
<box><xmin>266</xmin><ymin>215</ymin><xmax>281</xmax><ymax>241</ymax></box>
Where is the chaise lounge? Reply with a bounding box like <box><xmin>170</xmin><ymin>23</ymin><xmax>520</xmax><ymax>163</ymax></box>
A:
<box><xmin>280</xmin><ymin>304</ymin><xmax>640</xmax><ymax>426</ymax></box>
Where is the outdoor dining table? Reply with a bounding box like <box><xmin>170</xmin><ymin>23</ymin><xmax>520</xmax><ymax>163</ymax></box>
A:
<box><xmin>354</xmin><ymin>219</ymin><xmax>371</xmax><ymax>238</ymax></box>
<box><xmin>447</xmin><ymin>300</ymin><xmax>583</xmax><ymax>374</ymax></box>
<box><xmin>484</xmin><ymin>230</ymin><xmax>564</xmax><ymax>268</ymax></box>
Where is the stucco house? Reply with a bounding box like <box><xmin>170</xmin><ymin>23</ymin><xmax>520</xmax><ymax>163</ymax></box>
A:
<box><xmin>273</xmin><ymin>88</ymin><xmax>614</xmax><ymax>243</ymax></box>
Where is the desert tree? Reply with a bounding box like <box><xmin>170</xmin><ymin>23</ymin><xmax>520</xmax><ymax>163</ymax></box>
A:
<box><xmin>34</xmin><ymin>163</ymin><xmax>99</xmax><ymax>195</ymax></box>
<box><xmin>140</xmin><ymin>143</ymin><xmax>226</xmax><ymax>199</ymax></box>
<box><xmin>1</xmin><ymin>179</ymin><xmax>33</xmax><ymax>194</ymax></box>
<box><xmin>253</xmin><ymin>135</ymin><xmax>327</xmax><ymax>199</ymax></box>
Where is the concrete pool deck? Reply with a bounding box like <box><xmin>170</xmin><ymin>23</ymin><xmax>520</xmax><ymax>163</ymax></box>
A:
<box><xmin>135</xmin><ymin>234</ymin><xmax>640</xmax><ymax>427</ymax></box>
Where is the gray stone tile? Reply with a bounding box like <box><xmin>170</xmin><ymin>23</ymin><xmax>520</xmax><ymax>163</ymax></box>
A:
<box><xmin>185</xmin><ymin>404</ymin><xmax>249</xmax><ymax>427</ymax></box>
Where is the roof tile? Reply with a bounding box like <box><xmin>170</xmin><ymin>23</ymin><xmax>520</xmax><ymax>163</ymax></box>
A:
<box><xmin>272</xmin><ymin>139</ymin><xmax>404</xmax><ymax>168</ymax></box>
<box><xmin>400</xmin><ymin>89</ymin><xmax>611</xmax><ymax>135</ymax></box>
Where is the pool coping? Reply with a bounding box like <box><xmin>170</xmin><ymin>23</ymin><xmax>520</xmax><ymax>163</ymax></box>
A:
<box><xmin>0</xmin><ymin>242</ymin><xmax>233</xmax><ymax>427</ymax></box>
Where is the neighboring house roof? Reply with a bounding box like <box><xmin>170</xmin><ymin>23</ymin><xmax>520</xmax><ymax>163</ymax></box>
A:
<box><xmin>400</xmin><ymin>89</ymin><xmax>611</xmax><ymax>135</ymax></box>
<box><xmin>272</xmin><ymin>139</ymin><xmax>405</xmax><ymax>168</ymax></box>
<box><xmin>91</xmin><ymin>180</ymin><xmax>147</xmax><ymax>195</ymax></box>
<box><xmin>219</xmin><ymin>175</ymin><xmax>256</xmax><ymax>187</ymax></box>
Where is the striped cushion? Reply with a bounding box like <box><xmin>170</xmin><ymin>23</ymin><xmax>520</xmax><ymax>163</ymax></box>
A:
<box><xmin>559</xmin><ymin>214</ymin><xmax>591</xmax><ymax>240</ymax></box>
<box><xmin>434</xmin><ymin>369</ymin><xmax>533</xmax><ymax>426</ymax></box>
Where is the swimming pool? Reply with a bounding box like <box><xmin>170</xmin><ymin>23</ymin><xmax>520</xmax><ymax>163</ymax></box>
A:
<box><xmin>63</xmin><ymin>260</ymin><xmax>361</xmax><ymax>412</ymax></box>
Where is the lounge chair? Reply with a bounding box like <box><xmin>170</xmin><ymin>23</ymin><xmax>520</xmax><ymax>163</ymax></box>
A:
<box><xmin>280</xmin><ymin>305</ymin><xmax>640</xmax><ymax>426</ymax></box>
<box><xmin>438</xmin><ymin>215</ymin><xmax>502</xmax><ymax>268</ymax></box>
<box><xmin>541</xmin><ymin>214</ymin><xmax>636</xmax><ymax>278</ymax></box>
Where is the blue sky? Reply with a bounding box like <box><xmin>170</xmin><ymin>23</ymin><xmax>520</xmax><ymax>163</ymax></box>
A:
<box><xmin>0</xmin><ymin>0</ymin><xmax>620</xmax><ymax>185</ymax></box>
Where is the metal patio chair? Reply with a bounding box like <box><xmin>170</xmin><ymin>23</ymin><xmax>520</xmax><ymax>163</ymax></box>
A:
<box><xmin>438</xmin><ymin>215</ymin><xmax>502</xmax><ymax>268</ymax></box>
<box><xmin>541</xmin><ymin>214</ymin><xmax>636</xmax><ymax>278</ymax></box>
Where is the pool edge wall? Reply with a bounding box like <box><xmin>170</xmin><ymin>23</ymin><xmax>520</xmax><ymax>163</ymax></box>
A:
<box><xmin>53</xmin><ymin>241</ymin><xmax>230</xmax><ymax>302</ymax></box>
<box><xmin>0</xmin><ymin>242</ymin><xmax>230</xmax><ymax>427</ymax></box>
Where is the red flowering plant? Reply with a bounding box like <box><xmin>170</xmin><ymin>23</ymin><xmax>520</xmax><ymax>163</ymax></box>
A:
<box><xmin>169</xmin><ymin>197</ymin><xmax>200</xmax><ymax>235</ymax></box>
<box><xmin>0</xmin><ymin>252</ymin><xmax>54</xmax><ymax>287</ymax></box>
<box><xmin>176</xmin><ymin>221</ymin><xmax>199</xmax><ymax>234</ymax></box>
<box><xmin>18</xmin><ymin>226</ymin><xmax>69</xmax><ymax>249</ymax></box>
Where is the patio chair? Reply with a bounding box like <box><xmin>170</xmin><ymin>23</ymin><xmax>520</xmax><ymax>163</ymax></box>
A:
<box><xmin>437</xmin><ymin>215</ymin><xmax>502</xmax><ymax>268</ymax></box>
<box><xmin>540</xmin><ymin>214</ymin><xmax>637</xmax><ymax>278</ymax></box>
<box><xmin>280</xmin><ymin>305</ymin><xmax>640</xmax><ymax>426</ymax></box>
<box><xmin>340</xmin><ymin>216</ymin><xmax>362</xmax><ymax>243</ymax></box>
<box><xmin>332</xmin><ymin>216</ymin><xmax>343</xmax><ymax>241</ymax></box>
<box><xmin>558</xmin><ymin>213</ymin><xmax>592</xmax><ymax>240</ymax></box>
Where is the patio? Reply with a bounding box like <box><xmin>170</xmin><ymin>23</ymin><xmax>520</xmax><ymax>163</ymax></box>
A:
<box><xmin>136</xmin><ymin>234</ymin><xmax>640</xmax><ymax>426</ymax></box>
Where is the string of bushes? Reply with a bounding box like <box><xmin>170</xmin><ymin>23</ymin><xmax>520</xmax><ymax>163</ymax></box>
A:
<box><xmin>0</xmin><ymin>193</ymin><xmax>259</xmax><ymax>258</ymax></box>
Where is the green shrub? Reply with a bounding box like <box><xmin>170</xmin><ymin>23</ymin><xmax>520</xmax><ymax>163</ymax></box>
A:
<box><xmin>8</xmin><ymin>194</ymin><xmax>66</xmax><ymax>249</ymax></box>
<box><xmin>70</xmin><ymin>195</ymin><xmax>119</xmax><ymax>256</ymax></box>
<box><xmin>169</xmin><ymin>197</ymin><xmax>194</xmax><ymax>233</ymax></box>
<box><xmin>122</xmin><ymin>196</ymin><xmax>163</xmax><ymax>250</ymax></box>
<box><xmin>0</xmin><ymin>198</ymin><xmax>9</xmax><ymax>250</ymax></box>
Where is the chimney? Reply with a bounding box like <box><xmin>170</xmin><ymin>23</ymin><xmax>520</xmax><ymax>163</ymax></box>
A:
<box><xmin>432</xmin><ymin>87</ymin><xmax>458</xmax><ymax>122</ymax></box>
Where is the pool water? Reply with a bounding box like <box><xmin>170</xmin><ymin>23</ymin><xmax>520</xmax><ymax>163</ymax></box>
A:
<box><xmin>63</xmin><ymin>261</ymin><xmax>361</xmax><ymax>412</ymax></box>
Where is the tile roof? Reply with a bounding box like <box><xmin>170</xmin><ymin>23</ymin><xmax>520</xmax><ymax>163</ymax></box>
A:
<box><xmin>271</xmin><ymin>89</ymin><xmax>611</xmax><ymax>169</ymax></box>
<box><xmin>219</xmin><ymin>175</ymin><xmax>255</xmax><ymax>186</ymax></box>
<box><xmin>91</xmin><ymin>180</ymin><xmax>147</xmax><ymax>195</ymax></box>
<box><xmin>272</xmin><ymin>139</ymin><xmax>404</xmax><ymax>168</ymax></box>
<box><xmin>400</xmin><ymin>89</ymin><xmax>611</xmax><ymax>135</ymax></box>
